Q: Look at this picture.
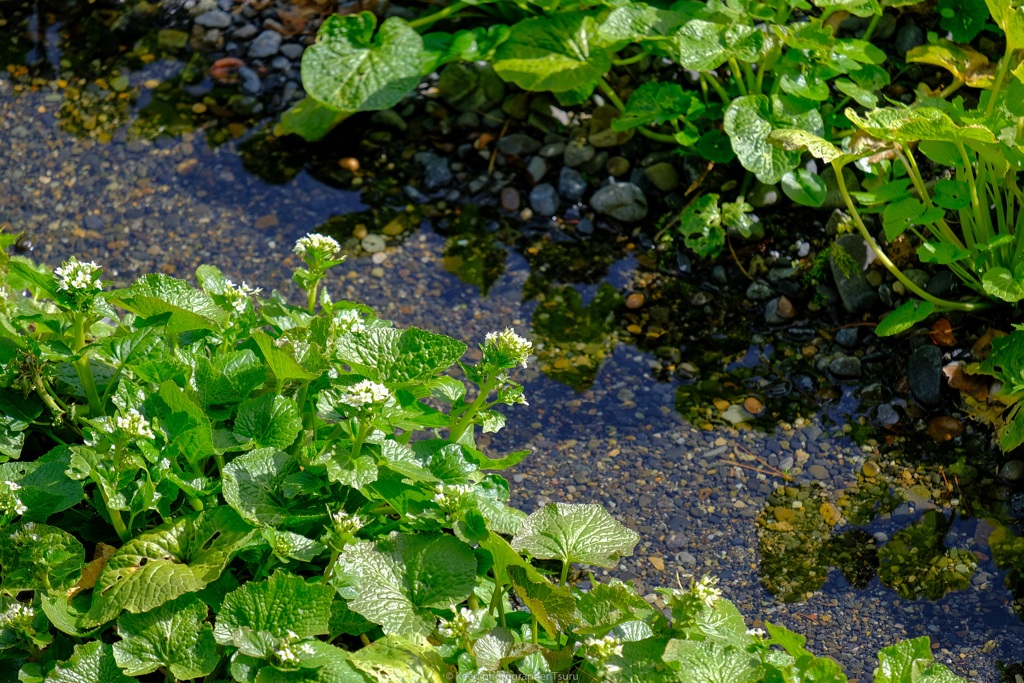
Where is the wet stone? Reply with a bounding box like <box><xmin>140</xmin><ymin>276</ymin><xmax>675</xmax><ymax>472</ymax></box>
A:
<box><xmin>643</xmin><ymin>162</ymin><xmax>680</xmax><ymax>192</ymax></box>
<box><xmin>589</xmin><ymin>182</ymin><xmax>648</xmax><ymax>222</ymax></box>
<box><xmin>999</xmin><ymin>460</ymin><xmax>1024</xmax><ymax>483</ymax></box>
<box><xmin>500</xmin><ymin>187</ymin><xmax>521</xmax><ymax>212</ymax></box>
<box><xmin>808</xmin><ymin>464</ymin><xmax>830</xmax><ymax>480</ymax></box>
<box><xmin>361</xmin><ymin>234</ymin><xmax>386</xmax><ymax>254</ymax></box>
<box><xmin>529</xmin><ymin>183</ymin><xmax>559</xmax><ymax>216</ymax></box>
<box><xmin>908</xmin><ymin>344</ymin><xmax>943</xmax><ymax>407</ymax></box>
<box><xmin>526</xmin><ymin>156</ymin><xmax>548</xmax><ymax>183</ymax></box>
<box><xmin>414</xmin><ymin>152</ymin><xmax>452</xmax><ymax>190</ymax></box>
<box><xmin>280</xmin><ymin>43</ymin><xmax>304</xmax><ymax>60</ymax></box>
<box><xmin>249</xmin><ymin>30</ymin><xmax>283</xmax><ymax>58</ymax></box>
<box><xmin>196</xmin><ymin>9</ymin><xmax>232</xmax><ymax>28</ymax></box>
<box><xmin>557</xmin><ymin>167</ymin><xmax>587</xmax><ymax>202</ymax></box>
<box><xmin>829</xmin><ymin>355</ymin><xmax>862</xmax><ymax>378</ymax></box>
<box><xmin>835</xmin><ymin>327</ymin><xmax>859</xmax><ymax>349</ymax></box>
<box><xmin>539</xmin><ymin>142</ymin><xmax>566</xmax><ymax>158</ymax></box>
<box><xmin>564</xmin><ymin>140</ymin><xmax>595</xmax><ymax>167</ymax></box>
<box><xmin>830</xmin><ymin>232</ymin><xmax>878</xmax><ymax>313</ymax></box>
<box><xmin>497</xmin><ymin>134</ymin><xmax>541</xmax><ymax>156</ymax></box>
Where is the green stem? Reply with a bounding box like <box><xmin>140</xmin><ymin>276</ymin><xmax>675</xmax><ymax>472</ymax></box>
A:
<box><xmin>831</xmin><ymin>161</ymin><xmax>989</xmax><ymax>312</ymax></box>
<box><xmin>727</xmin><ymin>58</ymin><xmax>748</xmax><ymax>96</ymax></box>
<box><xmin>307</xmin><ymin>278</ymin><xmax>320</xmax><ymax>314</ymax></box>
<box><xmin>560</xmin><ymin>560</ymin><xmax>569</xmax><ymax>587</ymax></box>
<box><xmin>895</xmin><ymin>146</ymin><xmax>966</xmax><ymax>250</ymax></box>
<box><xmin>449</xmin><ymin>375</ymin><xmax>496</xmax><ymax>443</ymax></box>
<box><xmin>700</xmin><ymin>73</ymin><xmax>732</xmax><ymax>105</ymax></box>
<box><xmin>596</xmin><ymin>78</ymin><xmax>626</xmax><ymax>112</ymax></box>
<box><xmin>636</xmin><ymin>127</ymin><xmax>678</xmax><ymax>143</ymax></box>
<box><xmin>986</xmin><ymin>46</ymin><xmax>1015</xmax><ymax>116</ymax></box>
<box><xmin>407</xmin><ymin>1</ymin><xmax>469</xmax><ymax>29</ymax></box>
<box><xmin>612</xmin><ymin>53</ymin><xmax>645</xmax><ymax>66</ymax></box>
<box><xmin>71</xmin><ymin>312</ymin><xmax>102</xmax><ymax>416</ymax></box>
<box><xmin>94</xmin><ymin>477</ymin><xmax>131</xmax><ymax>542</ymax></box>
<box><xmin>861</xmin><ymin>13</ymin><xmax>882</xmax><ymax>41</ymax></box>
<box><xmin>531</xmin><ymin>613</ymin><xmax>538</xmax><ymax>646</ymax></box>
<box><xmin>955</xmin><ymin>140</ymin><xmax>989</xmax><ymax>246</ymax></box>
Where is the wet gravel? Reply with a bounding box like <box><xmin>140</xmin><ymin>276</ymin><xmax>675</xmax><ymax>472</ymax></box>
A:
<box><xmin>2</xmin><ymin>71</ymin><xmax>1023</xmax><ymax>680</ymax></box>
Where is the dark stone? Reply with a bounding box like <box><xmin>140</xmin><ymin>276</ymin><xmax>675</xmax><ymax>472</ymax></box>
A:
<box><xmin>999</xmin><ymin>460</ymin><xmax>1024</xmax><ymax>483</ymax></box>
<box><xmin>830</xmin><ymin>233</ymin><xmax>878</xmax><ymax>313</ymax></box>
<box><xmin>908</xmin><ymin>344</ymin><xmax>943</xmax><ymax>407</ymax></box>
<box><xmin>557</xmin><ymin>167</ymin><xmax>587</xmax><ymax>202</ymax></box>
<box><xmin>497</xmin><ymin>134</ymin><xmax>541</xmax><ymax>156</ymax></box>
<box><xmin>529</xmin><ymin>183</ymin><xmax>559</xmax><ymax>216</ymax></box>
<box><xmin>829</xmin><ymin>355</ymin><xmax>862</xmax><ymax>378</ymax></box>
<box><xmin>835</xmin><ymin>327</ymin><xmax>859</xmax><ymax>349</ymax></box>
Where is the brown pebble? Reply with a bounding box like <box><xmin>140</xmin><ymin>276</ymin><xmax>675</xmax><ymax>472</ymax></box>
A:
<box><xmin>820</xmin><ymin>502</ymin><xmax>842</xmax><ymax>526</ymax></box>
<box><xmin>743</xmin><ymin>396</ymin><xmax>765</xmax><ymax>416</ymax></box>
<box><xmin>927</xmin><ymin>415</ymin><xmax>964</xmax><ymax>441</ymax></box>
<box><xmin>500</xmin><ymin>187</ymin><xmax>521</xmax><ymax>212</ymax></box>
<box><xmin>254</xmin><ymin>214</ymin><xmax>279</xmax><ymax>230</ymax></box>
<box><xmin>625</xmin><ymin>292</ymin><xmax>644</xmax><ymax>309</ymax></box>
<box><xmin>861</xmin><ymin>461</ymin><xmax>881</xmax><ymax>477</ymax></box>
<box><xmin>339</xmin><ymin>157</ymin><xmax>359</xmax><ymax>172</ymax></box>
<box><xmin>353</xmin><ymin>224</ymin><xmax>368</xmax><ymax>239</ymax></box>
<box><xmin>648</xmin><ymin>556</ymin><xmax>665</xmax><ymax>571</ymax></box>
<box><xmin>776</xmin><ymin>295</ymin><xmax>795</xmax><ymax>319</ymax></box>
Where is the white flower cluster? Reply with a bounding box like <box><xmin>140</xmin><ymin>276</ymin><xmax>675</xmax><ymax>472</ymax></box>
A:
<box><xmin>432</xmin><ymin>483</ymin><xmax>474</xmax><ymax>513</ymax></box>
<box><xmin>222</xmin><ymin>280</ymin><xmax>262</xmax><ymax>314</ymax></box>
<box><xmin>691</xmin><ymin>575</ymin><xmax>722</xmax><ymax>609</ymax></box>
<box><xmin>583</xmin><ymin>634</ymin><xmax>624</xmax><ymax>675</ymax></box>
<box><xmin>116</xmin><ymin>409</ymin><xmax>155</xmax><ymax>440</ymax></box>
<box><xmin>330</xmin><ymin>510</ymin><xmax>366</xmax><ymax>536</ymax></box>
<box><xmin>8</xmin><ymin>522</ymin><xmax>39</xmax><ymax>544</ymax></box>
<box><xmin>293</xmin><ymin>233</ymin><xmax>341</xmax><ymax>263</ymax></box>
<box><xmin>482</xmin><ymin>327</ymin><xmax>533</xmax><ymax>369</ymax></box>
<box><xmin>337</xmin><ymin>380</ymin><xmax>392</xmax><ymax>409</ymax></box>
<box><xmin>0</xmin><ymin>481</ymin><xmax>26</xmax><ymax>517</ymax></box>
<box><xmin>274</xmin><ymin>631</ymin><xmax>316</xmax><ymax>666</ymax></box>
<box><xmin>335</xmin><ymin>309</ymin><xmax>365</xmax><ymax>334</ymax></box>
<box><xmin>0</xmin><ymin>602</ymin><xmax>34</xmax><ymax>631</ymax></box>
<box><xmin>55</xmin><ymin>257</ymin><xmax>103</xmax><ymax>294</ymax></box>
<box><xmin>438</xmin><ymin>607</ymin><xmax>482</xmax><ymax>640</ymax></box>
<box><xmin>746</xmin><ymin>627</ymin><xmax>766</xmax><ymax>638</ymax></box>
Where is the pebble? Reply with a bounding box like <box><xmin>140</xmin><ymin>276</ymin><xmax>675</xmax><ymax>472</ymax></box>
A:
<box><xmin>643</xmin><ymin>162</ymin><xmax>680</xmax><ymax>192</ymax></box>
<box><xmin>195</xmin><ymin>9</ymin><xmax>232</xmax><ymax>28</ymax></box>
<box><xmin>589</xmin><ymin>182</ymin><xmax>648</xmax><ymax>222</ymax></box>
<box><xmin>249</xmin><ymin>30</ymin><xmax>282</xmax><ymax>58</ymax></box>
<box><xmin>829</xmin><ymin>355</ymin><xmax>862</xmax><ymax>378</ymax></box>
<box><xmin>564</xmin><ymin>140</ymin><xmax>596</xmax><ymax>167</ymax></box>
<box><xmin>999</xmin><ymin>460</ymin><xmax>1024</xmax><ymax>483</ymax></box>
<box><xmin>808</xmin><ymin>464</ymin><xmax>830</xmax><ymax>480</ymax></box>
<box><xmin>606</xmin><ymin>156</ymin><xmax>630</xmax><ymax>177</ymax></box>
<box><xmin>746</xmin><ymin>280</ymin><xmax>774</xmax><ymax>301</ymax></box>
<box><xmin>830</xmin><ymin>232</ymin><xmax>878</xmax><ymax>313</ymax></box>
<box><xmin>895</xmin><ymin>22</ymin><xmax>925</xmax><ymax>55</ymax></box>
<box><xmin>497</xmin><ymin>134</ymin><xmax>541</xmax><ymax>156</ymax></box>
<box><xmin>526</xmin><ymin>156</ymin><xmax>548</xmax><ymax>183</ymax></box>
<box><xmin>237</xmin><ymin>67</ymin><xmax>261</xmax><ymax>94</ymax></box>
<box><xmin>908</xmin><ymin>345</ymin><xmax>943</xmax><ymax>407</ymax></box>
<box><xmin>280</xmin><ymin>43</ymin><xmax>304</xmax><ymax>60</ymax></box>
<box><xmin>539</xmin><ymin>142</ymin><xmax>566</xmax><ymax>158</ymax></box>
<box><xmin>529</xmin><ymin>183</ymin><xmax>559</xmax><ymax>216</ymax></box>
<box><xmin>625</xmin><ymin>293</ymin><xmax>644</xmax><ymax>309</ymax></box>
<box><xmin>500</xmin><ymin>187</ymin><xmax>521</xmax><ymax>212</ymax></box>
<box><xmin>835</xmin><ymin>327</ymin><xmax>859</xmax><ymax>349</ymax></box>
<box><xmin>414</xmin><ymin>152</ymin><xmax>452</xmax><ymax>190</ymax></box>
<box><xmin>361</xmin><ymin>234</ymin><xmax>386</xmax><ymax>253</ymax></box>
<box><xmin>557</xmin><ymin>167</ymin><xmax>587</xmax><ymax>202</ymax></box>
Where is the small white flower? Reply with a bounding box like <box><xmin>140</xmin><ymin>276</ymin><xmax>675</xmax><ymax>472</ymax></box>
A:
<box><xmin>584</xmin><ymin>634</ymin><xmax>623</xmax><ymax>675</ymax></box>
<box><xmin>482</xmin><ymin>327</ymin><xmax>533</xmax><ymax>369</ymax></box>
<box><xmin>432</xmin><ymin>483</ymin><xmax>474</xmax><ymax>513</ymax></box>
<box><xmin>337</xmin><ymin>380</ymin><xmax>392</xmax><ymax>409</ymax></box>
<box><xmin>438</xmin><ymin>607</ymin><xmax>481</xmax><ymax>640</ymax></box>
<box><xmin>55</xmin><ymin>257</ymin><xmax>103</xmax><ymax>294</ymax></box>
<box><xmin>335</xmin><ymin>308</ymin><xmax>365</xmax><ymax>334</ymax></box>
<box><xmin>116</xmin><ymin>409</ymin><xmax>155</xmax><ymax>440</ymax></box>
<box><xmin>8</xmin><ymin>522</ymin><xmax>39</xmax><ymax>544</ymax></box>
<box><xmin>0</xmin><ymin>602</ymin><xmax>34</xmax><ymax>630</ymax></box>
<box><xmin>747</xmin><ymin>628</ymin><xmax>766</xmax><ymax>638</ymax></box>
<box><xmin>0</xmin><ymin>480</ymin><xmax>26</xmax><ymax>517</ymax></box>
<box><xmin>222</xmin><ymin>279</ymin><xmax>262</xmax><ymax>314</ymax></box>
<box><xmin>330</xmin><ymin>510</ymin><xmax>366</xmax><ymax>536</ymax></box>
<box><xmin>293</xmin><ymin>233</ymin><xmax>341</xmax><ymax>262</ymax></box>
<box><xmin>691</xmin><ymin>575</ymin><xmax>722</xmax><ymax>609</ymax></box>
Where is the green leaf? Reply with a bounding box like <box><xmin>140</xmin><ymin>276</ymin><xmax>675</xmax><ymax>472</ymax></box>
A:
<box><xmin>906</xmin><ymin>40</ymin><xmax>994</xmax><ymax>89</ymax></box>
<box><xmin>214</xmin><ymin>571</ymin><xmax>334</xmax><ymax>657</ymax></box>
<box><xmin>275</xmin><ymin>96</ymin><xmax>351</xmax><ymax>142</ymax></box>
<box><xmin>302</xmin><ymin>13</ymin><xmax>423</xmax><ymax>112</ymax></box>
<box><xmin>108</xmin><ymin>274</ymin><xmax>227</xmax><ymax>334</ymax></box>
<box><xmin>187</xmin><ymin>349</ymin><xmax>266</xmax><ymax>409</ymax></box>
<box><xmin>82</xmin><ymin>507</ymin><xmax>254</xmax><ymax>627</ymax></box>
<box><xmin>0</xmin><ymin>390</ymin><xmax>44</xmax><ymax>460</ymax></box>
<box><xmin>597</xmin><ymin>4</ymin><xmax>692</xmax><ymax>47</ymax></box>
<box><xmin>575</xmin><ymin>578</ymin><xmax>653</xmax><ymax>635</ymax></box>
<box><xmin>662</xmin><ymin>639</ymin><xmax>762</xmax><ymax>683</ymax></box>
<box><xmin>113</xmin><ymin>594</ymin><xmax>219</xmax><ymax>679</ymax></box>
<box><xmin>882</xmin><ymin>198</ymin><xmax>942</xmax><ymax>241</ymax></box>
<box><xmin>148</xmin><ymin>380</ymin><xmax>215</xmax><ymax>463</ymax></box>
<box><xmin>333</xmin><ymin>533</ymin><xmax>477</xmax><ymax>637</ymax></box>
<box><xmin>982</xmin><ymin>268</ymin><xmax>1024</xmax><ymax>302</ymax></box>
<box><xmin>0</xmin><ymin>522</ymin><xmax>84</xmax><ymax>594</ymax></box>
<box><xmin>875</xmin><ymin>300</ymin><xmax>935</xmax><ymax>337</ymax></box>
<box><xmin>223</xmin><ymin>448</ymin><xmax>328</xmax><ymax>528</ymax></box>
<box><xmin>460</xmin><ymin>446</ymin><xmax>530</xmax><ymax>471</ymax></box>
<box><xmin>506</xmin><ymin>564</ymin><xmax>576</xmax><ymax>640</ymax></box>
<box><xmin>849</xmin><ymin>179</ymin><xmax>913</xmax><ymax>206</ymax></box>
<box><xmin>612</xmin><ymin>82</ymin><xmax>703</xmax><ymax>131</ymax></box>
<box><xmin>511</xmin><ymin>502</ymin><xmax>639</xmax><ymax>568</ymax></box>
<box><xmin>234</xmin><ymin>394</ymin><xmax>303</xmax><ymax>449</ymax></box>
<box><xmin>835</xmin><ymin>77</ymin><xmax>878</xmax><ymax>108</ymax></box>
<box><xmin>766</xmin><ymin>129</ymin><xmax>852</xmax><ymax>165</ymax></box>
<box><xmin>985</xmin><ymin>0</ymin><xmax>1024</xmax><ymax>50</ymax></box>
<box><xmin>939</xmin><ymin>0</ymin><xmax>989</xmax><ymax>42</ymax></box>
<box><xmin>45</xmin><ymin>642</ymin><xmax>134</xmax><ymax>683</ymax></box>
<box><xmin>917</xmin><ymin>242</ymin><xmax>970</xmax><ymax>265</ymax></box>
<box><xmin>677</xmin><ymin>194</ymin><xmax>725</xmax><ymax>259</ymax></box>
<box><xmin>253</xmin><ymin>331</ymin><xmax>319</xmax><ymax>384</ymax></box>
<box><xmin>492</xmin><ymin>14</ymin><xmax>611</xmax><ymax>95</ymax></box>
<box><xmin>846</xmin><ymin>106</ymin><xmax>996</xmax><ymax>145</ymax></box>
<box><xmin>725</xmin><ymin>95</ymin><xmax>823</xmax><ymax>185</ymax></box>
<box><xmin>875</xmin><ymin>636</ymin><xmax>961</xmax><ymax>683</ymax></box>
<box><xmin>334</xmin><ymin>327</ymin><xmax>466</xmax><ymax>384</ymax></box>
<box><xmin>696</xmin><ymin>129</ymin><xmax>737</xmax><ymax>163</ymax></box>
<box><xmin>781</xmin><ymin>169</ymin><xmax>827</xmax><ymax>208</ymax></box>
<box><xmin>673</xmin><ymin>20</ymin><xmax>762</xmax><ymax>70</ymax></box>
<box><xmin>0</xmin><ymin>450</ymin><xmax>84</xmax><ymax>522</ymax></box>
<box><xmin>932</xmin><ymin>180</ymin><xmax>972</xmax><ymax>210</ymax></box>
<box><xmin>811</xmin><ymin>0</ymin><xmax>881</xmax><ymax>18</ymax></box>
<box><xmin>348</xmin><ymin>635</ymin><xmax>449</xmax><ymax>683</ymax></box>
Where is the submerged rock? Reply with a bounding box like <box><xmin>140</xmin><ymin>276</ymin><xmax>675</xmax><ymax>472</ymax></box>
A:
<box><xmin>589</xmin><ymin>182</ymin><xmax>648</xmax><ymax>221</ymax></box>
<box><xmin>908</xmin><ymin>344</ymin><xmax>942</xmax><ymax>407</ymax></box>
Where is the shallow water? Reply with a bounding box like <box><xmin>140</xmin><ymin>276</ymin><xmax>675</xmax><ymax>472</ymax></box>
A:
<box><xmin>2</xmin><ymin>6</ymin><xmax>1024</xmax><ymax>681</ymax></box>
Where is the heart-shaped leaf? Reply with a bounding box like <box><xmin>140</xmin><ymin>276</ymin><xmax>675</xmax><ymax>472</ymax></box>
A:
<box><xmin>511</xmin><ymin>502</ymin><xmax>639</xmax><ymax>568</ymax></box>
<box><xmin>493</xmin><ymin>14</ymin><xmax>611</xmax><ymax>95</ymax></box>
<box><xmin>781</xmin><ymin>169</ymin><xmax>827</xmax><ymax>208</ymax></box>
<box><xmin>113</xmin><ymin>594</ymin><xmax>219</xmax><ymax>679</ymax></box>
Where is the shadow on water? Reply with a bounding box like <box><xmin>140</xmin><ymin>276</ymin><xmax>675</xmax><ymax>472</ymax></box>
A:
<box><xmin>3</xmin><ymin>1</ymin><xmax>1024</xmax><ymax>676</ymax></box>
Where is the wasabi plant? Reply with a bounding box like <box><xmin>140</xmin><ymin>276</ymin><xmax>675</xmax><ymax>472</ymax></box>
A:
<box><xmin>0</xmin><ymin>230</ymin><xmax>964</xmax><ymax>681</ymax></box>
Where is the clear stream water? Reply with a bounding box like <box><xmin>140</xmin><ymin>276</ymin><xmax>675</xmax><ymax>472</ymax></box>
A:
<box><xmin>1</xmin><ymin>4</ymin><xmax>1023</xmax><ymax>680</ymax></box>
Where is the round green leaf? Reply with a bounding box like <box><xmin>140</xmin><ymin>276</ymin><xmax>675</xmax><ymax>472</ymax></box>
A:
<box><xmin>493</xmin><ymin>14</ymin><xmax>611</xmax><ymax>95</ymax></box>
<box><xmin>302</xmin><ymin>13</ymin><xmax>424</xmax><ymax>112</ymax></box>
<box><xmin>781</xmin><ymin>169</ymin><xmax>827</xmax><ymax>208</ymax></box>
<box><xmin>511</xmin><ymin>502</ymin><xmax>640</xmax><ymax>568</ymax></box>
